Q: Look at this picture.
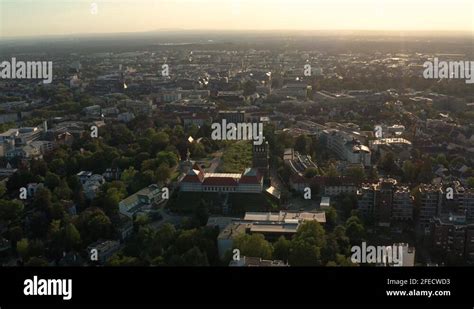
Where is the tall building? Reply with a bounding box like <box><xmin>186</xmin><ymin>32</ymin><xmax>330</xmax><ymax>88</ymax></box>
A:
<box><xmin>252</xmin><ymin>141</ymin><xmax>269</xmax><ymax>178</ymax></box>
<box><xmin>358</xmin><ymin>183</ymin><xmax>377</xmax><ymax>217</ymax></box>
<box><xmin>376</xmin><ymin>179</ymin><xmax>396</xmax><ymax>225</ymax></box>
<box><xmin>444</xmin><ymin>182</ymin><xmax>474</xmax><ymax>221</ymax></box>
<box><xmin>418</xmin><ymin>184</ymin><xmax>443</xmax><ymax>228</ymax></box>
<box><xmin>416</xmin><ymin>182</ymin><xmax>474</xmax><ymax>233</ymax></box>
<box><xmin>392</xmin><ymin>186</ymin><xmax>414</xmax><ymax>221</ymax></box>
<box><xmin>357</xmin><ymin>178</ymin><xmax>413</xmax><ymax>225</ymax></box>
<box><xmin>321</xmin><ymin>129</ymin><xmax>371</xmax><ymax>167</ymax></box>
<box><xmin>430</xmin><ymin>214</ymin><xmax>474</xmax><ymax>263</ymax></box>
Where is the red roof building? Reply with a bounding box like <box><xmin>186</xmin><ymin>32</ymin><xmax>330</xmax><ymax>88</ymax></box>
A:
<box><xmin>180</xmin><ymin>167</ymin><xmax>263</xmax><ymax>193</ymax></box>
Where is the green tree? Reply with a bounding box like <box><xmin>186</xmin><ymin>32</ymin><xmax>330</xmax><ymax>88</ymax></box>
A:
<box><xmin>402</xmin><ymin>160</ymin><xmax>417</xmax><ymax>183</ymax></box>
<box><xmin>134</xmin><ymin>214</ymin><xmax>150</xmax><ymax>227</ymax></box>
<box><xmin>7</xmin><ymin>225</ymin><xmax>23</xmax><ymax>245</ymax></box>
<box><xmin>467</xmin><ymin>177</ymin><xmax>474</xmax><ymax>188</ymax></box>
<box><xmin>121</xmin><ymin>167</ymin><xmax>137</xmax><ymax>186</ymax></box>
<box><xmin>242</xmin><ymin>80</ymin><xmax>257</xmax><ymax>96</ymax></box>
<box><xmin>322</xmin><ymin>233</ymin><xmax>340</xmax><ymax>262</ymax></box>
<box><xmin>325</xmin><ymin>164</ymin><xmax>340</xmax><ymax>178</ymax></box>
<box><xmin>193</xmin><ymin>199</ymin><xmax>210</xmax><ymax>227</ymax></box>
<box><xmin>234</xmin><ymin>233</ymin><xmax>273</xmax><ymax>260</ymax></box>
<box><xmin>151</xmin><ymin>132</ymin><xmax>170</xmax><ymax>153</ymax></box>
<box><xmin>75</xmin><ymin>208</ymin><xmax>113</xmax><ymax>244</ymax></box>
<box><xmin>325</xmin><ymin>207</ymin><xmax>338</xmax><ymax>230</ymax></box>
<box><xmin>380</xmin><ymin>152</ymin><xmax>396</xmax><ymax>175</ymax></box>
<box><xmin>61</xmin><ymin>223</ymin><xmax>81</xmax><ymax>251</ymax></box>
<box><xmin>190</xmin><ymin>142</ymin><xmax>206</xmax><ymax>159</ymax></box>
<box><xmin>289</xmin><ymin>238</ymin><xmax>322</xmax><ymax>266</ymax></box>
<box><xmin>333</xmin><ymin>225</ymin><xmax>351</xmax><ymax>256</ymax></box>
<box><xmin>436</xmin><ymin>154</ymin><xmax>449</xmax><ymax>167</ymax></box>
<box><xmin>25</xmin><ymin>257</ymin><xmax>48</xmax><ymax>266</ymax></box>
<box><xmin>295</xmin><ymin>135</ymin><xmax>311</xmax><ymax>154</ymax></box>
<box><xmin>294</xmin><ymin>221</ymin><xmax>326</xmax><ymax>248</ymax></box>
<box><xmin>7</xmin><ymin>171</ymin><xmax>39</xmax><ymax>191</ymax></box>
<box><xmin>16</xmin><ymin>238</ymin><xmax>29</xmax><ymax>260</ymax></box>
<box><xmin>156</xmin><ymin>163</ymin><xmax>172</xmax><ymax>184</ymax></box>
<box><xmin>0</xmin><ymin>199</ymin><xmax>24</xmax><ymax>223</ymax></box>
<box><xmin>418</xmin><ymin>158</ymin><xmax>433</xmax><ymax>183</ymax></box>
<box><xmin>182</xmin><ymin>246</ymin><xmax>209</xmax><ymax>266</ymax></box>
<box><xmin>0</xmin><ymin>182</ymin><xmax>6</xmax><ymax>197</ymax></box>
<box><xmin>304</xmin><ymin>167</ymin><xmax>318</xmax><ymax>178</ymax></box>
<box><xmin>32</xmin><ymin>187</ymin><xmax>53</xmax><ymax>213</ymax></box>
<box><xmin>273</xmin><ymin>236</ymin><xmax>291</xmax><ymax>262</ymax></box>
<box><xmin>108</xmin><ymin>124</ymin><xmax>135</xmax><ymax>145</ymax></box>
<box><xmin>53</xmin><ymin>180</ymin><xmax>73</xmax><ymax>200</ymax></box>
<box><xmin>92</xmin><ymin>187</ymin><xmax>121</xmax><ymax>218</ymax></box>
<box><xmin>346</xmin><ymin>166</ymin><xmax>366</xmax><ymax>184</ymax></box>
<box><xmin>345</xmin><ymin>216</ymin><xmax>366</xmax><ymax>245</ymax></box>
<box><xmin>44</xmin><ymin>172</ymin><xmax>61</xmax><ymax>190</ymax></box>
<box><xmin>156</xmin><ymin>151</ymin><xmax>179</xmax><ymax>168</ymax></box>
<box><xmin>29</xmin><ymin>211</ymin><xmax>50</xmax><ymax>238</ymax></box>
<box><xmin>107</xmin><ymin>254</ymin><xmax>145</xmax><ymax>266</ymax></box>
<box><xmin>155</xmin><ymin>223</ymin><xmax>176</xmax><ymax>249</ymax></box>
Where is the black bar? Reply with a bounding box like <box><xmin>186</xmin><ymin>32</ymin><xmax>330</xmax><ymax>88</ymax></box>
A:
<box><xmin>0</xmin><ymin>267</ymin><xmax>472</xmax><ymax>306</ymax></box>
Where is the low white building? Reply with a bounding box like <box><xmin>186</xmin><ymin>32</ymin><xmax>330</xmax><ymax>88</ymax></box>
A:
<box><xmin>322</xmin><ymin>129</ymin><xmax>371</xmax><ymax>167</ymax></box>
<box><xmin>119</xmin><ymin>184</ymin><xmax>163</xmax><ymax>218</ymax></box>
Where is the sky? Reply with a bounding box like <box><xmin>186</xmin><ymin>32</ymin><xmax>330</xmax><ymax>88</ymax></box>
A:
<box><xmin>1</xmin><ymin>0</ymin><xmax>473</xmax><ymax>38</ymax></box>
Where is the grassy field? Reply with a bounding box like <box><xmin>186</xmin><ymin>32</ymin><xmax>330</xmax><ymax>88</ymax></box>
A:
<box><xmin>217</xmin><ymin>141</ymin><xmax>252</xmax><ymax>173</ymax></box>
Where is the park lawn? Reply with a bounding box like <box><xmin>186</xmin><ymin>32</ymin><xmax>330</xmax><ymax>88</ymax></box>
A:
<box><xmin>218</xmin><ymin>141</ymin><xmax>252</xmax><ymax>173</ymax></box>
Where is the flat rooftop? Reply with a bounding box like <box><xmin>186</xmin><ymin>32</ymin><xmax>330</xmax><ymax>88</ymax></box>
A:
<box><xmin>250</xmin><ymin>223</ymin><xmax>298</xmax><ymax>234</ymax></box>
<box><xmin>217</xmin><ymin>222</ymin><xmax>249</xmax><ymax>240</ymax></box>
<box><xmin>204</xmin><ymin>173</ymin><xmax>241</xmax><ymax>179</ymax></box>
<box><xmin>243</xmin><ymin>211</ymin><xmax>326</xmax><ymax>223</ymax></box>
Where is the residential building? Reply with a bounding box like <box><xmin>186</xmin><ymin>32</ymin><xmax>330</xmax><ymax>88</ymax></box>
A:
<box><xmin>392</xmin><ymin>186</ymin><xmax>414</xmax><ymax>221</ymax></box>
<box><xmin>430</xmin><ymin>214</ymin><xmax>474</xmax><ymax>263</ymax></box>
<box><xmin>418</xmin><ymin>184</ymin><xmax>443</xmax><ymax>228</ymax></box>
<box><xmin>357</xmin><ymin>179</ymin><xmax>413</xmax><ymax>225</ymax></box>
<box><xmin>119</xmin><ymin>184</ymin><xmax>163</xmax><ymax>218</ymax></box>
<box><xmin>321</xmin><ymin>129</ymin><xmax>371</xmax><ymax>167</ymax></box>
<box><xmin>86</xmin><ymin>240</ymin><xmax>121</xmax><ymax>264</ymax></box>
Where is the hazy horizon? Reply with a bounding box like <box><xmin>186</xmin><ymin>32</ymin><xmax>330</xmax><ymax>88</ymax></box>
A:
<box><xmin>1</xmin><ymin>0</ymin><xmax>473</xmax><ymax>38</ymax></box>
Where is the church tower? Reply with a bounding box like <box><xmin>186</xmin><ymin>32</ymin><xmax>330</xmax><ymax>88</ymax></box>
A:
<box><xmin>252</xmin><ymin>141</ymin><xmax>269</xmax><ymax>178</ymax></box>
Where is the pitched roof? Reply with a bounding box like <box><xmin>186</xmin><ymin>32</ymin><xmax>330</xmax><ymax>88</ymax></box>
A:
<box><xmin>240</xmin><ymin>168</ymin><xmax>262</xmax><ymax>184</ymax></box>
<box><xmin>182</xmin><ymin>167</ymin><xmax>205</xmax><ymax>183</ymax></box>
<box><xmin>202</xmin><ymin>177</ymin><xmax>238</xmax><ymax>186</ymax></box>
<box><xmin>192</xmin><ymin>163</ymin><xmax>204</xmax><ymax>172</ymax></box>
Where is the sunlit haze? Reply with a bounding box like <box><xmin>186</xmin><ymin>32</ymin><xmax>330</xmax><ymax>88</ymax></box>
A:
<box><xmin>1</xmin><ymin>0</ymin><xmax>474</xmax><ymax>38</ymax></box>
